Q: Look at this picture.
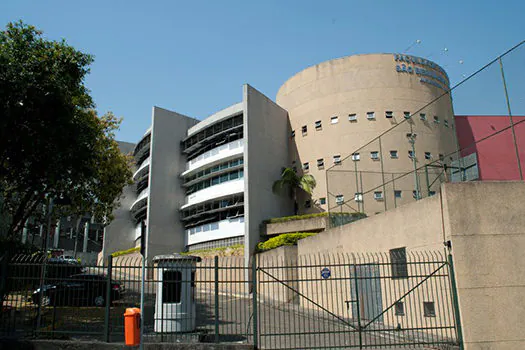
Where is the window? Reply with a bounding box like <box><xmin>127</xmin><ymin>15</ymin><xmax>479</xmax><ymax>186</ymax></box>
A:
<box><xmin>303</xmin><ymin>162</ymin><xmax>309</xmax><ymax>171</ymax></box>
<box><xmin>335</xmin><ymin>195</ymin><xmax>344</xmax><ymax>205</ymax></box>
<box><xmin>385</xmin><ymin>111</ymin><xmax>393</xmax><ymax>119</ymax></box>
<box><xmin>439</xmin><ymin>154</ymin><xmax>444</xmax><ymax>161</ymax></box>
<box><xmin>304</xmin><ymin>200</ymin><xmax>311</xmax><ymax>208</ymax></box>
<box><xmin>331</xmin><ymin>116</ymin><xmax>339</xmax><ymax>124</ymax></box>
<box><xmin>374</xmin><ymin>191</ymin><xmax>383</xmax><ymax>200</ymax></box>
<box><xmin>163</xmin><ymin>270</ymin><xmax>182</xmax><ymax>303</ymax></box>
<box><xmin>420</xmin><ymin>113</ymin><xmax>427</xmax><ymax>121</ymax></box>
<box><xmin>370</xmin><ymin>151</ymin><xmax>379</xmax><ymax>160</ymax></box>
<box><xmin>352</xmin><ymin>153</ymin><xmax>360</xmax><ymax>161</ymax></box>
<box><xmin>291</xmin><ymin>130</ymin><xmax>295</xmax><ymax>138</ymax></box>
<box><xmin>394</xmin><ymin>190</ymin><xmax>402</xmax><ymax>198</ymax></box>
<box><xmin>412</xmin><ymin>190</ymin><xmax>419</xmax><ymax>199</ymax></box>
<box><xmin>315</xmin><ymin>120</ymin><xmax>322</xmax><ymax>130</ymax></box>
<box><xmin>433</xmin><ymin>116</ymin><xmax>439</xmax><ymax>124</ymax></box>
<box><xmin>408</xmin><ymin>150</ymin><xmax>415</xmax><ymax>159</ymax></box>
<box><xmin>404</xmin><ymin>111</ymin><xmax>411</xmax><ymax>119</ymax></box>
<box><xmin>302</xmin><ymin>125</ymin><xmax>308</xmax><ymax>135</ymax></box>
<box><xmin>423</xmin><ymin>302</ymin><xmax>436</xmax><ymax>317</ymax></box>
<box><xmin>319</xmin><ymin>197</ymin><xmax>326</xmax><ymax>205</ymax></box>
<box><xmin>444</xmin><ymin>119</ymin><xmax>449</xmax><ymax>127</ymax></box>
<box><xmin>390</xmin><ymin>247</ymin><xmax>408</xmax><ymax>279</ymax></box>
<box><xmin>390</xmin><ymin>150</ymin><xmax>398</xmax><ymax>159</ymax></box>
<box><xmin>354</xmin><ymin>193</ymin><xmax>363</xmax><ymax>202</ymax></box>
<box><xmin>367</xmin><ymin>112</ymin><xmax>375</xmax><ymax>120</ymax></box>
<box><xmin>395</xmin><ymin>302</ymin><xmax>405</xmax><ymax>316</ymax></box>
<box><xmin>317</xmin><ymin>158</ymin><xmax>324</xmax><ymax>168</ymax></box>
<box><xmin>348</xmin><ymin>114</ymin><xmax>357</xmax><ymax>122</ymax></box>
<box><xmin>333</xmin><ymin>155</ymin><xmax>341</xmax><ymax>165</ymax></box>
<box><xmin>425</xmin><ymin>152</ymin><xmax>432</xmax><ymax>160</ymax></box>
<box><xmin>429</xmin><ymin>191</ymin><xmax>436</xmax><ymax>196</ymax></box>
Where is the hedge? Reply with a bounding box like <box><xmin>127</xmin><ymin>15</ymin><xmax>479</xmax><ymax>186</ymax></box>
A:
<box><xmin>111</xmin><ymin>246</ymin><xmax>140</xmax><ymax>257</ymax></box>
<box><xmin>257</xmin><ymin>232</ymin><xmax>316</xmax><ymax>252</ymax></box>
<box><xmin>264</xmin><ymin>211</ymin><xmax>366</xmax><ymax>224</ymax></box>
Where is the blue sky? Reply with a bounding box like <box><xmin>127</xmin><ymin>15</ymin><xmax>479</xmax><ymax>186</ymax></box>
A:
<box><xmin>2</xmin><ymin>0</ymin><xmax>524</xmax><ymax>142</ymax></box>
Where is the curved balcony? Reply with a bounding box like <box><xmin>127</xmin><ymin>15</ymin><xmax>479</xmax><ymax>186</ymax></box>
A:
<box><xmin>133</xmin><ymin>157</ymin><xmax>150</xmax><ymax>181</ymax></box>
<box><xmin>181</xmin><ymin>178</ymin><xmax>244</xmax><ymax>210</ymax></box>
<box><xmin>186</xmin><ymin>216</ymin><xmax>244</xmax><ymax>246</ymax></box>
<box><xmin>133</xmin><ymin>132</ymin><xmax>151</xmax><ymax>163</ymax></box>
<box><xmin>130</xmin><ymin>190</ymin><xmax>149</xmax><ymax>212</ymax></box>
<box><xmin>182</xmin><ymin>139</ymin><xmax>244</xmax><ymax>176</ymax></box>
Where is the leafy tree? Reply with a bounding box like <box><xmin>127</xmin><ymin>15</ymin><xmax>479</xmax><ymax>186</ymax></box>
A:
<box><xmin>0</xmin><ymin>21</ymin><xmax>133</xmax><ymax>240</ymax></box>
<box><xmin>272</xmin><ymin>167</ymin><xmax>316</xmax><ymax>215</ymax></box>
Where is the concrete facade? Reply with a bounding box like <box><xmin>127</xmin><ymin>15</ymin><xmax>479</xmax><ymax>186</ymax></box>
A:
<box><xmin>276</xmin><ymin>53</ymin><xmax>458</xmax><ymax>215</ymax></box>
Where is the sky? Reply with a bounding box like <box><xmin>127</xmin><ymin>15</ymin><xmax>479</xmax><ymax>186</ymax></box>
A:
<box><xmin>2</xmin><ymin>0</ymin><xmax>525</xmax><ymax>143</ymax></box>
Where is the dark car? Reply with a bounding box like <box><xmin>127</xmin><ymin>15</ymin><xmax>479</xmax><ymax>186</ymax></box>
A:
<box><xmin>31</xmin><ymin>274</ymin><xmax>124</xmax><ymax>307</ymax></box>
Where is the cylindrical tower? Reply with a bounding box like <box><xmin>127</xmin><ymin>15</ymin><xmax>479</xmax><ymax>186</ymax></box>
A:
<box><xmin>276</xmin><ymin>53</ymin><xmax>457</xmax><ymax>214</ymax></box>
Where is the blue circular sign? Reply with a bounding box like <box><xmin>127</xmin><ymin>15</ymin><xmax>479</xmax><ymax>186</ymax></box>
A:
<box><xmin>321</xmin><ymin>267</ymin><xmax>331</xmax><ymax>279</ymax></box>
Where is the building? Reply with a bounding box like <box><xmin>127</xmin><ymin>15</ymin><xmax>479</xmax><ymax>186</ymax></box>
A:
<box><xmin>276</xmin><ymin>53</ymin><xmax>458</xmax><ymax>215</ymax></box>
<box><xmin>102</xmin><ymin>85</ymin><xmax>292</xmax><ymax>263</ymax></box>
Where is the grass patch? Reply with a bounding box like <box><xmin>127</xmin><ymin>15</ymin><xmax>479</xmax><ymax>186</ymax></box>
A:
<box><xmin>257</xmin><ymin>232</ymin><xmax>316</xmax><ymax>252</ymax></box>
<box><xmin>264</xmin><ymin>211</ymin><xmax>365</xmax><ymax>224</ymax></box>
<box><xmin>111</xmin><ymin>246</ymin><xmax>140</xmax><ymax>257</ymax></box>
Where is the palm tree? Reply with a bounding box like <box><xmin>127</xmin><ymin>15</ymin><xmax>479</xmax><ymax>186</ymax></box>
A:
<box><xmin>272</xmin><ymin>167</ymin><xmax>316</xmax><ymax>215</ymax></box>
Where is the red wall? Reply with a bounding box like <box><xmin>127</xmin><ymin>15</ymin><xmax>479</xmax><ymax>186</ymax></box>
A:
<box><xmin>455</xmin><ymin>115</ymin><xmax>525</xmax><ymax>180</ymax></box>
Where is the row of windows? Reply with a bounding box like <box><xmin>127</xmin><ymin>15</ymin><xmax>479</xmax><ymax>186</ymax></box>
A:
<box><xmin>331</xmin><ymin>190</ymin><xmax>436</xmax><ymax>205</ymax></box>
<box><xmin>181</xmin><ymin>194</ymin><xmax>244</xmax><ymax>221</ymax></box>
<box><xmin>182</xmin><ymin>114</ymin><xmax>243</xmax><ymax>151</ymax></box>
<box><xmin>183</xmin><ymin>158</ymin><xmax>243</xmax><ymax>184</ymax></box>
<box><xmin>291</xmin><ymin>112</ymin><xmax>451</xmax><ymax>138</ymax></box>
<box><xmin>186</xmin><ymin>169</ymin><xmax>244</xmax><ymax>195</ymax></box>
<box><xmin>299</xmin><ymin>151</ymin><xmax>445</xmax><ymax>171</ymax></box>
<box><xmin>186</xmin><ymin>215</ymin><xmax>244</xmax><ymax>236</ymax></box>
<box><xmin>394</xmin><ymin>301</ymin><xmax>436</xmax><ymax>317</ymax></box>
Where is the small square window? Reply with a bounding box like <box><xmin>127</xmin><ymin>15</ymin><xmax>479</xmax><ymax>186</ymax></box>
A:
<box><xmin>385</xmin><ymin>111</ymin><xmax>393</xmax><ymax>119</ymax></box>
<box><xmin>370</xmin><ymin>151</ymin><xmax>379</xmax><ymax>160</ymax></box>
<box><xmin>444</xmin><ymin>120</ymin><xmax>449</xmax><ymax>127</ymax></box>
<box><xmin>408</xmin><ymin>150</ymin><xmax>415</xmax><ymax>159</ymax></box>
<box><xmin>423</xmin><ymin>302</ymin><xmax>436</xmax><ymax>317</ymax></box>
<box><xmin>429</xmin><ymin>191</ymin><xmax>436</xmax><ymax>196</ymax></box>
<box><xmin>374</xmin><ymin>191</ymin><xmax>383</xmax><ymax>200</ymax></box>
<box><xmin>404</xmin><ymin>111</ymin><xmax>411</xmax><ymax>119</ymax></box>
<box><xmin>348</xmin><ymin>114</ymin><xmax>357</xmax><ymax>122</ymax></box>
<box><xmin>390</xmin><ymin>150</ymin><xmax>398</xmax><ymax>159</ymax></box>
<box><xmin>395</xmin><ymin>302</ymin><xmax>405</xmax><ymax>316</ymax></box>
<box><xmin>291</xmin><ymin>130</ymin><xmax>295</xmax><ymax>138</ymax></box>
<box><xmin>304</xmin><ymin>200</ymin><xmax>311</xmax><ymax>208</ymax></box>
<box><xmin>433</xmin><ymin>116</ymin><xmax>439</xmax><ymax>124</ymax></box>
<box><xmin>302</xmin><ymin>125</ymin><xmax>308</xmax><ymax>135</ymax></box>
<box><xmin>439</xmin><ymin>154</ymin><xmax>444</xmax><ymax>161</ymax></box>
<box><xmin>335</xmin><ymin>195</ymin><xmax>344</xmax><ymax>204</ymax></box>
<box><xmin>319</xmin><ymin>197</ymin><xmax>326</xmax><ymax>205</ymax></box>
<box><xmin>303</xmin><ymin>162</ymin><xmax>309</xmax><ymax>171</ymax></box>
<box><xmin>367</xmin><ymin>112</ymin><xmax>375</xmax><ymax>120</ymax></box>
<box><xmin>315</xmin><ymin>120</ymin><xmax>322</xmax><ymax>130</ymax></box>
<box><xmin>394</xmin><ymin>190</ymin><xmax>402</xmax><ymax>198</ymax></box>
<box><xmin>352</xmin><ymin>153</ymin><xmax>360</xmax><ymax>161</ymax></box>
<box><xmin>420</xmin><ymin>113</ymin><xmax>427</xmax><ymax>121</ymax></box>
<box><xmin>413</xmin><ymin>190</ymin><xmax>420</xmax><ymax>199</ymax></box>
<box><xmin>425</xmin><ymin>152</ymin><xmax>432</xmax><ymax>160</ymax></box>
<box><xmin>333</xmin><ymin>155</ymin><xmax>341</xmax><ymax>165</ymax></box>
<box><xmin>331</xmin><ymin>116</ymin><xmax>339</xmax><ymax>124</ymax></box>
<box><xmin>317</xmin><ymin>158</ymin><xmax>324</xmax><ymax>168</ymax></box>
<box><xmin>354</xmin><ymin>193</ymin><xmax>363</xmax><ymax>202</ymax></box>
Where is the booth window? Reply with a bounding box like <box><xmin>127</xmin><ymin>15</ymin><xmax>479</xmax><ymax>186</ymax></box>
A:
<box><xmin>163</xmin><ymin>270</ymin><xmax>182</xmax><ymax>303</ymax></box>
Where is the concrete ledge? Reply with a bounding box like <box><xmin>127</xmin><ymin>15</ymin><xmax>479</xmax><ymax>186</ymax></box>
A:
<box><xmin>0</xmin><ymin>340</ymin><xmax>253</xmax><ymax>350</ymax></box>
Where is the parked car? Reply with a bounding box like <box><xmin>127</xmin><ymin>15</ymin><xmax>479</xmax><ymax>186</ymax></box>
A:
<box><xmin>57</xmin><ymin>255</ymin><xmax>79</xmax><ymax>264</ymax></box>
<box><xmin>30</xmin><ymin>274</ymin><xmax>124</xmax><ymax>307</ymax></box>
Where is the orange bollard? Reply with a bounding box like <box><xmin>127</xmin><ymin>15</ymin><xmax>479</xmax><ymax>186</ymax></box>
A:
<box><xmin>124</xmin><ymin>307</ymin><xmax>141</xmax><ymax>346</ymax></box>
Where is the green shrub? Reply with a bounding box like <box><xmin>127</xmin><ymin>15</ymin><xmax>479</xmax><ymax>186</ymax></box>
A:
<box><xmin>264</xmin><ymin>212</ymin><xmax>365</xmax><ymax>224</ymax></box>
<box><xmin>111</xmin><ymin>246</ymin><xmax>140</xmax><ymax>257</ymax></box>
<box><xmin>257</xmin><ymin>233</ymin><xmax>316</xmax><ymax>252</ymax></box>
<box><xmin>180</xmin><ymin>244</ymin><xmax>244</xmax><ymax>257</ymax></box>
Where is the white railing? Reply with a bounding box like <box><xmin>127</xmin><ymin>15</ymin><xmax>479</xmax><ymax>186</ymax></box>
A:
<box><xmin>183</xmin><ymin>139</ymin><xmax>243</xmax><ymax>175</ymax></box>
<box><xmin>181</xmin><ymin>178</ymin><xmax>244</xmax><ymax>209</ymax></box>
<box><xmin>186</xmin><ymin>216</ymin><xmax>244</xmax><ymax>246</ymax></box>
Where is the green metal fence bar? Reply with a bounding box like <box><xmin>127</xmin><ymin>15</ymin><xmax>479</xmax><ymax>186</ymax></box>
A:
<box><xmin>214</xmin><ymin>255</ymin><xmax>219</xmax><ymax>343</ymax></box>
<box><xmin>252</xmin><ymin>257</ymin><xmax>258</xmax><ymax>349</ymax></box>
<box><xmin>104</xmin><ymin>255</ymin><xmax>113</xmax><ymax>342</ymax></box>
<box><xmin>448</xmin><ymin>254</ymin><xmax>464</xmax><ymax>350</ymax></box>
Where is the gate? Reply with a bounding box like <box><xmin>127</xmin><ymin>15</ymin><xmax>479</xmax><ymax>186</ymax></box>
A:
<box><xmin>255</xmin><ymin>250</ymin><xmax>462</xmax><ymax>349</ymax></box>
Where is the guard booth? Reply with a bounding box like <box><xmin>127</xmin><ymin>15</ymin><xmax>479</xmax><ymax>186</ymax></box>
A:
<box><xmin>152</xmin><ymin>254</ymin><xmax>201</xmax><ymax>333</ymax></box>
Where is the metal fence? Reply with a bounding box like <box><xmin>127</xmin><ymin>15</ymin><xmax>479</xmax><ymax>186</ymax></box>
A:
<box><xmin>0</xmin><ymin>251</ymin><xmax>461</xmax><ymax>349</ymax></box>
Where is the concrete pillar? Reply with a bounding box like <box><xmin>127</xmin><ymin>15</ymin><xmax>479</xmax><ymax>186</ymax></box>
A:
<box><xmin>39</xmin><ymin>224</ymin><xmax>44</xmax><ymax>237</ymax></box>
<box><xmin>70</xmin><ymin>227</ymin><xmax>74</xmax><ymax>239</ymax></box>
<box><xmin>53</xmin><ymin>220</ymin><xmax>60</xmax><ymax>248</ymax></box>
<box><xmin>22</xmin><ymin>221</ymin><xmax>28</xmax><ymax>244</ymax></box>
<box><xmin>83</xmin><ymin>222</ymin><xmax>89</xmax><ymax>253</ymax></box>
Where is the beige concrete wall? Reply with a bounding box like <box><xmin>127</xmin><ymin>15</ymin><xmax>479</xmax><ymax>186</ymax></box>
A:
<box><xmin>264</xmin><ymin>217</ymin><xmax>327</xmax><ymax>235</ymax></box>
<box><xmin>257</xmin><ymin>246</ymin><xmax>299</xmax><ymax>304</ymax></box>
<box><xmin>442</xmin><ymin>182</ymin><xmax>525</xmax><ymax>350</ymax></box>
<box><xmin>276</xmin><ymin>54</ymin><xmax>457</xmax><ymax>215</ymax></box>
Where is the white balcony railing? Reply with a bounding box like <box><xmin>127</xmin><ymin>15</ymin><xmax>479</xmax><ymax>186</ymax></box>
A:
<box><xmin>186</xmin><ymin>216</ymin><xmax>244</xmax><ymax>246</ymax></box>
<box><xmin>181</xmin><ymin>178</ymin><xmax>244</xmax><ymax>209</ymax></box>
<box><xmin>183</xmin><ymin>139</ymin><xmax>243</xmax><ymax>176</ymax></box>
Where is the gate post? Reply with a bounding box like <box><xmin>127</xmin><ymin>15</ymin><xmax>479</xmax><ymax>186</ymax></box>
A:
<box><xmin>214</xmin><ymin>255</ymin><xmax>219</xmax><ymax>343</ymax></box>
<box><xmin>252</xmin><ymin>257</ymin><xmax>258</xmax><ymax>349</ymax></box>
<box><xmin>352</xmin><ymin>262</ymin><xmax>363</xmax><ymax>349</ymax></box>
<box><xmin>104</xmin><ymin>255</ymin><xmax>113</xmax><ymax>342</ymax></box>
<box><xmin>448</xmin><ymin>254</ymin><xmax>464</xmax><ymax>350</ymax></box>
